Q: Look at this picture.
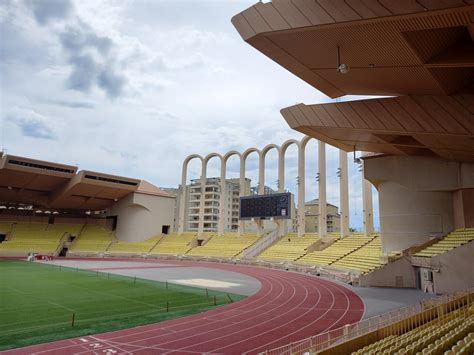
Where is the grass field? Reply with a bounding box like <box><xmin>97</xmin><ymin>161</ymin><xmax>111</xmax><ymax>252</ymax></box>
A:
<box><xmin>0</xmin><ymin>260</ymin><xmax>245</xmax><ymax>351</ymax></box>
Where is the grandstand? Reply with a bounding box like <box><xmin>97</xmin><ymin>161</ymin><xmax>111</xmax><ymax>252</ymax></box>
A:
<box><xmin>187</xmin><ymin>233</ymin><xmax>259</xmax><ymax>258</ymax></box>
<box><xmin>353</xmin><ymin>315</ymin><xmax>474</xmax><ymax>354</ymax></box>
<box><xmin>149</xmin><ymin>232</ymin><xmax>196</xmax><ymax>255</ymax></box>
<box><xmin>107</xmin><ymin>235</ymin><xmax>163</xmax><ymax>255</ymax></box>
<box><xmin>332</xmin><ymin>237</ymin><xmax>383</xmax><ymax>274</ymax></box>
<box><xmin>268</xmin><ymin>288</ymin><xmax>474</xmax><ymax>355</ymax></box>
<box><xmin>414</xmin><ymin>229</ymin><xmax>474</xmax><ymax>258</ymax></box>
<box><xmin>0</xmin><ymin>0</ymin><xmax>473</xmax><ymax>353</ymax></box>
<box><xmin>299</xmin><ymin>234</ymin><xmax>374</xmax><ymax>266</ymax></box>
<box><xmin>257</xmin><ymin>232</ymin><xmax>319</xmax><ymax>261</ymax></box>
<box><xmin>68</xmin><ymin>225</ymin><xmax>113</xmax><ymax>255</ymax></box>
<box><xmin>0</xmin><ymin>221</ymin><xmax>12</xmax><ymax>233</ymax></box>
<box><xmin>0</xmin><ymin>222</ymin><xmax>82</xmax><ymax>256</ymax></box>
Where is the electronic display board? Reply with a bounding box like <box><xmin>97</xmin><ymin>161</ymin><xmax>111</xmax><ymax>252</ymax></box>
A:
<box><xmin>239</xmin><ymin>192</ymin><xmax>291</xmax><ymax>220</ymax></box>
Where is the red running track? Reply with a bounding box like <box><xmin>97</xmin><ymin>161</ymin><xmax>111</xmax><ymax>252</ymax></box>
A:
<box><xmin>5</xmin><ymin>260</ymin><xmax>364</xmax><ymax>355</ymax></box>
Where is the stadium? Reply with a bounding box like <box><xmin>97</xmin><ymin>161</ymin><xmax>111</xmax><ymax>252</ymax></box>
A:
<box><xmin>1</xmin><ymin>1</ymin><xmax>473</xmax><ymax>354</ymax></box>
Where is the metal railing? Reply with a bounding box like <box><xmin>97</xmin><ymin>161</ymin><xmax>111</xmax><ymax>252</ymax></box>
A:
<box><xmin>242</xmin><ymin>230</ymin><xmax>279</xmax><ymax>259</ymax></box>
<box><xmin>262</xmin><ymin>288</ymin><xmax>473</xmax><ymax>355</ymax></box>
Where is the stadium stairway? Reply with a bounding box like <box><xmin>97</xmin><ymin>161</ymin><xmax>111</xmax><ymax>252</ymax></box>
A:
<box><xmin>67</xmin><ymin>225</ymin><xmax>113</xmax><ymax>256</ymax></box>
<box><xmin>0</xmin><ymin>222</ymin><xmax>83</xmax><ymax>256</ymax></box>
<box><xmin>298</xmin><ymin>233</ymin><xmax>375</xmax><ymax>266</ymax></box>
<box><xmin>331</xmin><ymin>236</ymin><xmax>384</xmax><ymax>274</ymax></box>
<box><xmin>257</xmin><ymin>232</ymin><xmax>320</xmax><ymax>262</ymax></box>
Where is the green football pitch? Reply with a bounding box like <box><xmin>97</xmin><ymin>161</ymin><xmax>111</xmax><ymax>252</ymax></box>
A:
<box><xmin>0</xmin><ymin>260</ymin><xmax>245</xmax><ymax>351</ymax></box>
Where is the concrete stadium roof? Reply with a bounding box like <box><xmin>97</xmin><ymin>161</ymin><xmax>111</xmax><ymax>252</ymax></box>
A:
<box><xmin>232</xmin><ymin>1</ymin><xmax>474</xmax><ymax>98</ymax></box>
<box><xmin>232</xmin><ymin>1</ymin><xmax>474</xmax><ymax>162</ymax></box>
<box><xmin>0</xmin><ymin>154</ymin><xmax>169</xmax><ymax>210</ymax></box>
<box><xmin>281</xmin><ymin>94</ymin><xmax>474</xmax><ymax>162</ymax></box>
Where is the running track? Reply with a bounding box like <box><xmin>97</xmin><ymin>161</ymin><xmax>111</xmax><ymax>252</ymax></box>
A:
<box><xmin>5</xmin><ymin>260</ymin><xmax>364</xmax><ymax>354</ymax></box>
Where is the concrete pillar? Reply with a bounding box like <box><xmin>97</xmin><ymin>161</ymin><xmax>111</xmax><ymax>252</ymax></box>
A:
<box><xmin>239</xmin><ymin>158</ymin><xmax>246</xmax><ymax>236</ymax></box>
<box><xmin>278</xmin><ymin>151</ymin><xmax>285</xmax><ymax>193</ymax></box>
<box><xmin>362</xmin><ymin>161</ymin><xmax>374</xmax><ymax>236</ymax></box>
<box><xmin>178</xmin><ymin>163</ymin><xmax>188</xmax><ymax>235</ymax></box>
<box><xmin>258</xmin><ymin>154</ymin><xmax>265</xmax><ymax>195</ymax></box>
<box><xmin>178</xmin><ymin>187</ymin><xmax>186</xmax><ymax>235</ymax></box>
<box><xmin>277</xmin><ymin>152</ymin><xmax>286</xmax><ymax>237</ymax></box>
<box><xmin>339</xmin><ymin>150</ymin><xmax>350</xmax><ymax>237</ymax></box>
<box><xmin>297</xmin><ymin>144</ymin><xmax>306</xmax><ymax>237</ymax></box>
<box><xmin>255</xmin><ymin>219</ymin><xmax>264</xmax><ymax>237</ymax></box>
<box><xmin>218</xmin><ymin>163</ymin><xmax>226</xmax><ymax>236</ymax></box>
<box><xmin>318</xmin><ymin>141</ymin><xmax>327</xmax><ymax>237</ymax></box>
<box><xmin>198</xmin><ymin>166</ymin><xmax>207</xmax><ymax>237</ymax></box>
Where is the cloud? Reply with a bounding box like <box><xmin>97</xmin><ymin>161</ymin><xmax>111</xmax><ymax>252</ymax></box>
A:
<box><xmin>59</xmin><ymin>24</ymin><xmax>112</xmax><ymax>55</ymax></box>
<box><xmin>58</xmin><ymin>25</ymin><xmax>126</xmax><ymax>98</ymax></box>
<box><xmin>65</xmin><ymin>54</ymin><xmax>97</xmax><ymax>92</ymax></box>
<box><xmin>97</xmin><ymin>67</ymin><xmax>126</xmax><ymax>98</ymax></box>
<box><xmin>5</xmin><ymin>108</ymin><xmax>56</xmax><ymax>140</ymax></box>
<box><xmin>26</xmin><ymin>0</ymin><xmax>73</xmax><ymax>25</ymax></box>
<box><xmin>47</xmin><ymin>100</ymin><xmax>95</xmax><ymax>109</ymax></box>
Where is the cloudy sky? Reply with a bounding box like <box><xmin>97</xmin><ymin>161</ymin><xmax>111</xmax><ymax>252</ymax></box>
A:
<box><xmin>0</xmin><ymin>0</ymin><xmax>378</xmax><ymax>229</ymax></box>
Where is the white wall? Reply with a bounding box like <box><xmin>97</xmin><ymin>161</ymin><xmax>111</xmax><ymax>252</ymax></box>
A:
<box><xmin>364</xmin><ymin>156</ymin><xmax>474</xmax><ymax>253</ymax></box>
<box><xmin>108</xmin><ymin>192</ymin><xmax>175</xmax><ymax>242</ymax></box>
<box><xmin>377</xmin><ymin>181</ymin><xmax>453</xmax><ymax>252</ymax></box>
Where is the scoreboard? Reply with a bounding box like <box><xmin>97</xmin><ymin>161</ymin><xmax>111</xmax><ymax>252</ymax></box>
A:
<box><xmin>239</xmin><ymin>192</ymin><xmax>291</xmax><ymax>220</ymax></box>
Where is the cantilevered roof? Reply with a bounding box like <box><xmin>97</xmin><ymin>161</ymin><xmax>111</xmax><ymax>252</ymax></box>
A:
<box><xmin>49</xmin><ymin>170</ymin><xmax>140</xmax><ymax>210</ymax></box>
<box><xmin>282</xmin><ymin>94</ymin><xmax>474</xmax><ymax>162</ymax></box>
<box><xmin>233</xmin><ymin>1</ymin><xmax>474</xmax><ymax>162</ymax></box>
<box><xmin>0</xmin><ymin>154</ymin><xmax>169</xmax><ymax>210</ymax></box>
<box><xmin>232</xmin><ymin>1</ymin><xmax>474</xmax><ymax>98</ymax></box>
<box><xmin>137</xmin><ymin>180</ymin><xmax>172</xmax><ymax>198</ymax></box>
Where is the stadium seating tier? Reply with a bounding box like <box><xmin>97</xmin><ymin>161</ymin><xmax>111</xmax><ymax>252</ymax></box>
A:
<box><xmin>257</xmin><ymin>232</ymin><xmax>319</xmax><ymax>261</ymax></box>
<box><xmin>415</xmin><ymin>229</ymin><xmax>474</xmax><ymax>258</ymax></box>
<box><xmin>187</xmin><ymin>233</ymin><xmax>259</xmax><ymax>258</ymax></box>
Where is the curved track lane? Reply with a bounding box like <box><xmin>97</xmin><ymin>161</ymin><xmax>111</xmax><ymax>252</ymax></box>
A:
<box><xmin>6</xmin><ymin>260</ymin><xmax>364</xmax><ymax>355</ymax></box>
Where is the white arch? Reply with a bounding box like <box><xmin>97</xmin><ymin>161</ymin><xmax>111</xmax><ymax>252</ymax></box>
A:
<box><xmin>279</xmin><ymin>139</ymin><xmax>300</xmax><ymax>193</ymax></box>
<box><xmin>223</xmin><ymin>150</ymin><xmax>241</xmax><ymax>164</ymax></box>
<box><xmin>260</xmin><ymin>144</ymin><xmax>280</xmax><ymax>195</ymax></box>
<box><xmin>220</xmin><ymin>151</ymin><xmax>242</xmax><ymax>235</ymax></box>
<box><xmin>240</xmin><ymin>148</ymin><xmax>261</xmax><ymax>193</ymax></box>
<box><xmin>178</xmin><ymin>135</ymin><xmax>356</xmax><ymax>239</ymax></box>
<box><xmin>201</xmin><ymin>153</ymin><xmax>223</xmax><ymax>236</ymax></box>
<box><xmin>239</xmin><ymin>148</ymin><xmax>261</xmax><ymax>234</ymax></box>
<box><xmin>300</xmin><ymin>135</ymin><xmax>312</xmax><ymax>150</ymax></box>
<box><xmin>178</xmin><ymin>154</ymin><xmax>204</xmax><ymax>234</ymax></box>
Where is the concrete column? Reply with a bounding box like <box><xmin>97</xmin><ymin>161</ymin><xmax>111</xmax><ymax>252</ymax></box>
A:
<box><xmin>339</xmin><ymin>150</ymin><xmax>350</xmax><ymax>237</ymax></box>
<box><xmin>278</xmin><ymin>151</ymin><xmax>285</xmax><ymax>193</ymax></box>
<box><xmin>258</xmin><ymin>154</ymin><xmax>265</xmax><ymax>195</ymax></box>
<box><xmin>255</xmin><ymin>219</ymin><xmax>264</xmax><ymax>237</ymax></box>
<box><xmin>297</xmin><ymin>144</ymin><xmax>305</xmax><ymax>237</ymax></box>
<box><xmin>318</xmin><ymin>141</ymin><xmax>327</xmax><ymax>237</ymax></box>
<box><xmin>239</xmin><ymin>158</ymin><xmax>246</xmax><ymax>236</ymax></box>
<box><xmin>178</xmin><ymin>163</ymin><xmax>188</xmax><ymax>235</ymax></box>
<box><xmin>277</xmin><ymin>151</ymin><xmax>286</xmax><ymax>237</ymax></box>
<box><xmin>218</xmin><ymin>163</ymin><xmax>226</xmax><ymax>236</ymax></box>
<box><xmin>198</xmin><ymin>166</ymin><xmax>207</xmax><ymax>236</ymax></box>
<box><xmin>362</xmin><ymin>161</ymin><xmax>374</xmax><ymax>236</ymax></box>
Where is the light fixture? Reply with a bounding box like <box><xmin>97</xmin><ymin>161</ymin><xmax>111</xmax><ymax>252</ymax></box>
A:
<box><xmin>337</xmin><ymin>46</ymin><xmax>350</xmax><ymax>74</ymax></box>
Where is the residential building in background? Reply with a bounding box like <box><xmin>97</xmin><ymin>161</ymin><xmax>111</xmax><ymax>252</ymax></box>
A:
<box><xmin>182</xmin><ymin>177</ymin><xmax>251</xmax><ymax>233</ymax></box>
<box><xmin>304</xmin><ymin>199</ymin><xmax>341</xmax><ymax>233</ymax></box>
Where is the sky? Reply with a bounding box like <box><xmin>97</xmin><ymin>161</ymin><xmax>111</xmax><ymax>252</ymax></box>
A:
<box><xmin>0</xmin><ymin>0</ymin><xmax>379</xmax><ymax>230</ymax></box>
